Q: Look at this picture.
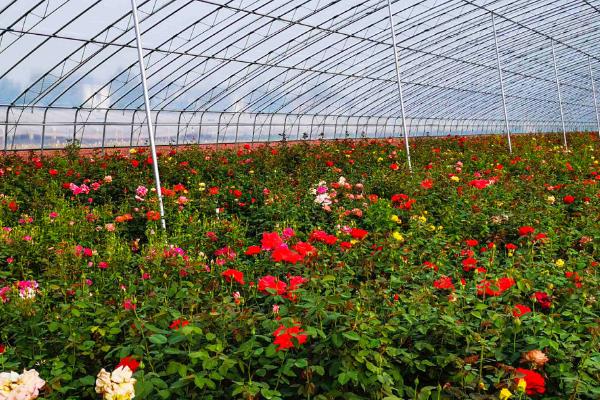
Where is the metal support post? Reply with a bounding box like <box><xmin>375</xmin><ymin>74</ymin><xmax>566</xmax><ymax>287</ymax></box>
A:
<box><xmin>491</xmin><ymin>13</ymin><xmax>512</xmax><ymax>153</ymax></box>
<box><xmin>131</xmin><ymin>0</ymin><xmax>166</xmax><ymax>230</ymax></box>
<box><xmin>551</xmin><ymin>39</ymin><xmax>568</xmax><ymax>148</ymax></box>
<box><xmin>589</xmin><ymin>57</ymin><xmax>600</xmax><ymax>138</ymax></box>
<box><xmin>387</xmin><ymin>0</ymin><xmax>412</xmax><ymax>172</ymax></box>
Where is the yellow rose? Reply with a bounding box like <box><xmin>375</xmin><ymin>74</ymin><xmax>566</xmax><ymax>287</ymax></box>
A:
<box><xmin>129</xmin><ymin>148</ymin><xmax>137</xmax><ymax>154</ymax></box>
<box><xmin>450</xmin><ymin>176</ymin><xmax>460</xmax><ymax>182</ymax></box>
<box><xmin>391</xmin><ymin>215</ymin><xmax>400</xmax><ymax>223</ymax></box>
<box><xmin>517</xmin><ymin>378</ymin><xmax>527</xmax><ymax>393</ymax></box>
<box><xmin>555</xmin><ymin>259</ymin><xmax>565</xmax><ymax>268</ymax></box>
<box><xmin>392</xmin><ymin>232</ymin><xmax>404</xmax><ymax>242</ymax></box>
<box><xmin>499</xmin><ymin>388</ymin><xmax>513</xmax><ymax>400</ymax></box>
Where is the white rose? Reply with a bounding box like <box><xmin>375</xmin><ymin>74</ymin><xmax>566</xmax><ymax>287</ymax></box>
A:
<box><xmin>110</xmin><ymin>367</ymin><xmax>132</xmax><ymax>384</ymax></box>
<box><xmin>95</xmin><ymin>369</ymin><xmax>112</xmax><ymax>395</ymax></box>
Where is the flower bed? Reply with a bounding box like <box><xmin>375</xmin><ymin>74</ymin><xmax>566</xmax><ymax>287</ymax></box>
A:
<box><xmin>0</xmin><ymin>134</ymin><xmax>598</xmax><ymax>399</ymax></box>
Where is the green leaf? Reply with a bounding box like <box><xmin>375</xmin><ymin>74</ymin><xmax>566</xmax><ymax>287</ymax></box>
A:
<box><xmin>149</xmin><ymin>334</ymin><xmax>168</xmax><ymax>345</ymax></box>
<box><xmin>338</xmin><ymin>372</ymin><xmax>350</xmax><ymax>385</ymax></box>
<box><xmin>294</xmin><ymin>359</ymin><xmax>308</xmax><ymax>368</ymax></box>
<box><xmin>78</xmin><ymin>375</ymin><xmax>95</xmax><ymax>386</ymax></box>
<box><xmin>343</xmin><ymin>331</ymin><xmax>361</xmax><ymax>341</ymax></box>
<box><xmin>189</xmin><ymin>350</ymin><xmax>210</xmax><ymax>360</ymax></box>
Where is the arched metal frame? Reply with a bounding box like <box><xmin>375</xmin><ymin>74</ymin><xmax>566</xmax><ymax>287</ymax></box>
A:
<box><xmin>0</xmin><ymin>0</ymin><xmax>599</xmax><ymax>153</ymax></box>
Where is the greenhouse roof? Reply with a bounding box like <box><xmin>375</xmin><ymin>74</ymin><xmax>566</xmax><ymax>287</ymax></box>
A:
<box><xmin>1</xmin><ymin>0</ymin><xmax>599</xmax><ymax>148</ymax></box>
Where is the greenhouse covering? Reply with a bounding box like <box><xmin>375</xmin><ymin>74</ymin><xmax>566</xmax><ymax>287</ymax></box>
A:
<box><xmin>0</xmin><ymin>0</ymin><xmax>599</xmax><ymax>150</ymax></box>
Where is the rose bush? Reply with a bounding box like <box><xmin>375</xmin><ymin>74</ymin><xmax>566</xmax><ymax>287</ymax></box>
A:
<box><xmin>0</xmin><ymin>133</ymin><xmax>598</xmax><ymax>399</ymax></box>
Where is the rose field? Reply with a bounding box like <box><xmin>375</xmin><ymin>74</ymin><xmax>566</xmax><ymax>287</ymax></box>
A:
<box><xmin>0</xmin><ymin>133</ymin><xmax>599</xmax><ymax>400</ymax></box>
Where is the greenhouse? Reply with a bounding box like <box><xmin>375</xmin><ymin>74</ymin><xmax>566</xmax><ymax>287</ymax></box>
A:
<box><xmin>0</xmin><ymin>1</ymin><xmax>599</xmax><ymax>399</ymax></box>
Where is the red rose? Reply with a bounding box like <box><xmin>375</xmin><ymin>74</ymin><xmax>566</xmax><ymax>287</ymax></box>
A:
<box><xmin>533</xmin><ymin>291</ymin><xmax>551</xmax><ymax>309</ymax></box>
<box><xmin>169</xmin><ymin>319</ymin><xmax>190</xmax><ymax>330</ymax></box>
<box><xmin>258</xmin><ymin>275</ymin><xmax>287</xmax><ymax>295</ymax></box>
<box><xmin>339</xmin><ymin>241</ymin><xmax>352</xmax><ymax>250</ymax></box>
<box><xmin>420</xmin><ymin>178</ymin><xmax>433</xmax><ymax>189</ymax></box>
<box><xmin>309</xmin><ymin>230</ymin><xmax>338</xmax><ymax>245</ymax></box>
<box><xmin>261</xmin><ymin>232</ymin><xmax>284</xmax><ymax>251</ymax></box>
<box><xmin>423</xmin><ymin>261</ymin><xmax>439</xmax><ymax>271</ymax></box>
<box><xmin>222</xmin><ymin>269</ymin><xmax>245</xmax><ymax>285</ymax></box>
<box><xmin>433</xmin><ymin>276</ymin><xmax>455</xmax><ymax>291</ymax></box>
<box><xmin>245</xmin><ymin>245</ymin><xmax>261</xmax><ymax>256</ymax></box>
<box><xmin>349</xmin><ymin>228</ymin><xmax>368</xmax><ymax>240</ymax></box>
<box><xmin>469</xmin><ymin>179</ymin><xmax>492</xmax><ymax>189</ymax></box>
<box><xmin>476</xmin><ymin>277</ymin><xmax>515</xmax><ymax>296</ymax></box>
<box><xmin>173</xmin><ymin>183</ymin><xmax>186</xmax><ymax>193</ymax></box>
<box><xmin>273</xmin><ymin>323</ymin><xmax>307</xmax><ymax>351</ymax></box>
<box><xmin>462</xmin><ymin>257</ymin><xmax>478</xmax><ymax>272</ymax></box>
<box><xmin>146</xmin><ymin>211</ymin><xmax>161</xmax><ymax>221</ymax></box>
<box><xmin>271</xmin><ymin>248</ymin><xmax>303</xmax><ymax>264</ymax></box>
<box><xmin>518</xmin><ymin>226</ymin><xmax>535</xmax><ymax>236</ymax></box>
<box><xmin>293</xmin><ymin>242</ymin><xmax>317</xmax><ymax>258</ymax></box>
<box><xmin>117</xmin><ymin>356</ymin><xmax>140</xmax><ymax>372</ymax></box>
<box><xmin>563</xmin><ymin>195</ymin><xmax>575</xmax><ymax>204</ymax></box>
<box><xmin>514</xmin><ymin>368</ymin><xmax>545</xmax><ymax>395</ymax></box>
<box><xmin>513</xmin><ymin>304</ymin><xmax>532</xmax><ymax>318</ymax></box>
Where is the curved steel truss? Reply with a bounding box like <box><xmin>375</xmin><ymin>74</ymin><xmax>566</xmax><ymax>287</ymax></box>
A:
<box><xmin>0</xmin><ymin>0</ymin><xmax>599</xmax><ymax>150</ymax></box>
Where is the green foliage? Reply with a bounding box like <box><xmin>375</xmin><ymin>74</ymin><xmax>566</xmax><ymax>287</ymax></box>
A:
<box><xmin>0</xmin><ymin>134</ymin><xmax>598</xmax><ymax>399</ymax></box>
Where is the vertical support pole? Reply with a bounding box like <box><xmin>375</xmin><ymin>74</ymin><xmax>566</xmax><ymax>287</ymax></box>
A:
<box><xmin>234</xmin><ymin>113</ymin><xmax>242</xmax><ymax>143</ymax></box>
<box><xmin>130</xmin><ymin>111</ymin><xmax>138</xmax><ymax>147</ymax></box>
<box><xmin>551</xmin><ymin>39</ymin><xmax>568</xmax><ymax>148</ymax></box>
<box><xmin>491</xmin><ymin>13</ymin><xmax>512</xmax><ymax>153</ymax></box>
<box><xmin>198</xmin><ymin>111</ymin><xmax>206</xmax><ymax>144</ymax></box>
<box><xmin>267</xmin><ymin>114</ymin><xmax>275</xmax><ymax>142</ymax></box>
<box><xmin>589</xmin><ymin>57</ymin><xmax>600</xmax><ymax>138</ymax></box>
<box><xmin>176</xmin><ymin>111</ymin><xmax>183</xmax><ymax>146</ymax></box>
<box><xmin>4</xmin><ymin>106</ymin><xmax>11</xmax><ymax>152</ymax></box>
<box><xmin>382</xmin><ymin>117</ymin><xmax>391</xmax><ymax>138</ymax></box>
<box><xmin>354</xmin><ymin>116</ymin><xmax>362</xmax><ymax>139</ymax></box>
<box><xmin>101</xmin><ymin>109</ymin><xmax>109</xmax><ymax>155</ymax></box>
<box><xmin>153</xmin><ymin>110</ymin><xmax>161</xmax><ymax>147</ymax></box>
<box><xmin>392</xmin><ymin>117</ymin><xmax>399</xmax><ymax>138</ymax></box>
<box><xmin>309</xmin><ymin>115</ymin><xmax>317</xmax><ymax>140</ymax></box>
<box><xmin>283</xmin><ymin>114</ymin><xmax>289</xmax><ymax>141</ymax></box>
<box><xmin>73</xmin><ymin>108</ymin><xmax>80</xmax><ymax>144</ymax></box>
<box><xmin>295</xmin><ymin>115</ymin><xmax>301</xmax><ymax>141</ymax></box>
<box><xmin>252</xmin><ymin>113</ymin><xmax>259</xmax><ymax>143</ymax></box>
<box><xmin>41</xmin><ymin>107</ymin><xmax>49</xmax><ymax>153</ymax></box>
<box><xmin>216</xmin><ymin>112</ymin><xmax>224</xmax><ymax>145</ymax></box>
<box><xmin>131</xmin><ymin>0</ymin><xmax>166</xmax><ymax>230</ymax></box>
<box><xmin>387</xmin><ymin>0</ymin><xmax>412</xmax><ymax>172</ymax></box>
